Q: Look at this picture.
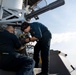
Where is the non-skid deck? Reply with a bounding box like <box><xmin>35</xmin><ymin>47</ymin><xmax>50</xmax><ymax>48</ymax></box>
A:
<box><xmin>0</xmin><ymin>68</ymin><xmax>57</xmax><ymax>75</ymax></box>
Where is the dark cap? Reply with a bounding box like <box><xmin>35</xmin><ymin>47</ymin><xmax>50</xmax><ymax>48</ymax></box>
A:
<box><xmin>21</xmin><ymin>22</ymin><xmax>30</xmax><ymax>31</ymax></box>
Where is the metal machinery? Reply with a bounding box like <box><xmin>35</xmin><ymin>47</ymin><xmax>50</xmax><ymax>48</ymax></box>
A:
<box><xmin>1</xmin><ymin>0</ymin><xmax>76</xmax><ymax>75</ymax></box>
<box><xmin>0</xmin><ymin>0</ymin><xmax>65</xmax><ymax>25</ymax></box>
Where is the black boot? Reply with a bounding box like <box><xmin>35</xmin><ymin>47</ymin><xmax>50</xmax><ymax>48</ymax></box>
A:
<box><xmin>36</xmin><ymin>72</ymin><xmax>48</xmax><ymax>75</ymax></box>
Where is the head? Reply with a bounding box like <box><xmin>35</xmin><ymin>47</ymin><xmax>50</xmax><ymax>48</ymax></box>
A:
<box><xmin>21</xmin><ymin>22</ymin><xmax>30</xmax><ymax>33</ymax></box>
<box><xmin>6</xmin><ymin>25</ymin><xmax>15</xmax><ymax>34</ymax></box>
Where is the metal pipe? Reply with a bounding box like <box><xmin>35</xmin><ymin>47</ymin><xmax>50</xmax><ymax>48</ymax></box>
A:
<box><xmin>0</xmin><ymin>0</ymin><xmax>3</xmax><ymax>19</ymax></box>
<box><xmin>25</xmin><ymin>0</ymin><xmax>65</xmax><ymax>20</ymax></box>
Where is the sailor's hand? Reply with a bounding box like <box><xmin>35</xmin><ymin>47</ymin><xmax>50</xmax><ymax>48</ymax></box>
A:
<box><xmin>20</xmin><ymin>46</ymin><xmax>26</xmax><ymax>50</ymax></box>
<box><xmin>25</xmin><ymin>38</ymin><xmax>30</xmax><ymax>43</ymax></box>
<box><xmin>18</xmin><ymin>45</ymin><xmax>26</xmax><ymax>51</ymax></box>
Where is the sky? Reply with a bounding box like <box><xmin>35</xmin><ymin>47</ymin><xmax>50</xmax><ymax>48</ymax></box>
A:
<box><xmin>31</xmin><ymin>0</ymin><xmax>76</xmax><ymax>67</ymax></box>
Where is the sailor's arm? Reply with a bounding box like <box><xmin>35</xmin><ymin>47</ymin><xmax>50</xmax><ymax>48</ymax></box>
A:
<box><xmin>25</xmin><ymin>37</ymin><xmax>38</xmax><ymax>42</ymax></box>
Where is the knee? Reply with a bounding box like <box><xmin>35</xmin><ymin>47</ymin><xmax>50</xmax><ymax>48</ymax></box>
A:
<box><xmin>25</xmin><ymin>58</ymin><xmax>35</xmax><ymax>67</ymax></box>
<box><xmin>30</xmin><ymin>58</ymin><xmax>35</xmax><ymax>67</ymax></box>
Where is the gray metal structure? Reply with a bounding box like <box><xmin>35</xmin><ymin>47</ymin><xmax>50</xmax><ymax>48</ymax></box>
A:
<box><xmin>49</xmin><ymin>50</ymin><xmax>76</xmax><ymax>75</ymax></box>
<box><xmin>0</xmin><ymin>0</ymin><xmax>65</xmax><ymax>26</ymax></box>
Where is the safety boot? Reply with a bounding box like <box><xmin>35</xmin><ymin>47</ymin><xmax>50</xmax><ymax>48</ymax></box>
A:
<box><xmin>36</xmin><ymin>72</ymin><xmax>48</xmax><ymax>75</ymax></box>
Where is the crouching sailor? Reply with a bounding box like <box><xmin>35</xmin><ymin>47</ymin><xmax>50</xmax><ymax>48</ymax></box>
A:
<box><xmin>0</xmin><ymin>25</ymin><xmax>35</xmax><ymax>75</ymax></box>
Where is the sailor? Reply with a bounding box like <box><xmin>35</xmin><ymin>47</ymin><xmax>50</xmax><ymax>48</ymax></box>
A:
<box><xmin>0</xmin><ymin>25</ymin><xmax>35</xmax><ymax>75</ymax></box>
<box><xmin>21</xmin><ymin>22</ymin><xmax>52</xmax><ymax>75</ymax></box>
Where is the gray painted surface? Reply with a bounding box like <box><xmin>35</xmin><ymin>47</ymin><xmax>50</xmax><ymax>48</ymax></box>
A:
<box><xmin>0</xmin><ymin>68</ymin><xmax>57</xmax><ymax>75</ymax></box>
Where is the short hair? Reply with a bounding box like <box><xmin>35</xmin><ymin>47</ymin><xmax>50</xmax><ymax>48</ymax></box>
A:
<box><xmin>6</xmin><ymin>25</ymin><xmax>14</xmax><ymax>30</ymax></box>
<box><xmin>7</xmin><ymin>24</ymin><xmax>14</xmax><ymax>28</ymax></box>
<box><xmin>21</xmin><ymin>22</ymin><xmax>30</xmax><ymax>31</ymax></box>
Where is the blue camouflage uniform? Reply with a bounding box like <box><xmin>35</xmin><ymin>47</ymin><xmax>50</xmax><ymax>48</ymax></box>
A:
<box><xmin>0</xmin><ymin>30</ymin><xmax>35</xmax><ymax>75</ymax></box>
<box><xmin>29</xmin><ymin>22</ymin><xmax>52</xmax><ymax>74</ymax></box>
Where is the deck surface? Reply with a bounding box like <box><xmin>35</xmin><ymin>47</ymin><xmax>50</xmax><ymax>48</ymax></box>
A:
<box><xmin>0</xmin><ymin>68</ymin><xmax>57</xmax><ymax>75</ymax></box>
